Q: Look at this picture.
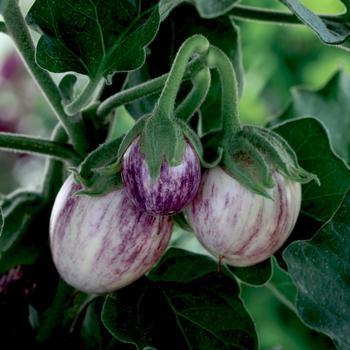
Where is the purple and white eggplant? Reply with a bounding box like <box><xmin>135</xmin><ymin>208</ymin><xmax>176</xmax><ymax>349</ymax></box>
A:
<box><xmin>50</xmin><ymin>176</ymin><xmax>173</xmax><ymax>294</ymax></box>
<box><xmin>187</xmin><ymin>167</ymin><xmax>301</xmax><ymax>266</ymax></box>
<box><xmin>121</xmin><ymin>138</ymin><xmax>201</xmax><ymax>215</ymax></box>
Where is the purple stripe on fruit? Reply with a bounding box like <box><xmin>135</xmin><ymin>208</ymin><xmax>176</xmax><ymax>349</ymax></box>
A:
<box><xmin>50</xmin><ymin>176</ymin><xmax>173</xmax><ymax>294</ymax></box>
<box><xmin>121</xmin><ymin>138</ymin><xmax>201</xmax><ymax>215</ymax></box>
<box><xmin>187</xmin><ymin>167</ymin><xmax>301</xmax><ymax>267</ymax></box>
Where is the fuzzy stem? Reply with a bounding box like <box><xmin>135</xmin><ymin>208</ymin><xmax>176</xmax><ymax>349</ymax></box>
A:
<box><xmin>97</xmin><ymin>56</ymin><xmax>206</xmax><ymax>119</ymax></box>
<box><xmin>206</xmin><ymin>45</ymin><xmax>241</xmax><ymax>134</ymax></box>
<box><xmin>2</xmin><ymin>1</ymin><xmax>89</xmax><ymax>155</ymax></box>
<box><xmin>154</xmin><ymin>34</ymin><xmax>210</xmax><ymax>119</ymax></box>
<box><xmin>0</xmin><ymin>131</ymin><xmax>81</xmax><ymax>165</ymax></box>
<box><xmin>175</xmin><ymin>67</ymin><xmax>211</xmax><ymax>122</ymax></box>
<box><xmin>230</xmin><ymin>5</ymin><xmax>348</xmax><ymax>25</ymax></box>
<box><xmin>64</xmin><ymin>78</ymin><xmax>102</xmax><ymax>116</ymax></box>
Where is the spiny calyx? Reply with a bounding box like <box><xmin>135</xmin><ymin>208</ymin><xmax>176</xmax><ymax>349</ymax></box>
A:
<box><xmin>221</xmin><ymin>125</ymin><xmax>319</xmax><ymax>198</ymax></box>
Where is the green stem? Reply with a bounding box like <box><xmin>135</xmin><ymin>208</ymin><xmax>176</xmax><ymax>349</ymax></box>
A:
<box><xmin>41</xmin><ymin>125</ymin><xmax>69</xmax><ymax>201</ymax></box>
<box><xmin>2</xmin><ymin>1</ymin><xmax>89</xmax><ymax>156</ymax></box>
<box><xmin>206</xmin><ymin>45</ymin><xmax>241</xmax><ymax>134</ymax></box>
<box><xmin>97</xmin><ymin>56</ymin><xmax>206</xmax><ymax>120</ymax></box>
<box><xmin>36</xmin><ymin>279</ymin><xmax>73</xmax><ymax>344</ymax></box>
<box><xmin>175</xmin><ymin>67</ymin><xmax>211</xmax><ymax>122</ymax></box>
<box><xmin>64</xmin><ymin>78</ymin><xmax>102</xmax><ymax>116</ymax></box>
<box><xmin>0</xmin><ymin>131</ymin><xmax>81</xmax><ymax>165</ymax></box>
<box><xmin>230</xmin><ymin>5</ymin><xmax>348</xmax><ymax>25</ymax></box>
<box><xmin>0</xmin><ymin>21</ymin><xmax>7</xmax><ymax>34</ymax></box>
<box><xmin>154</xmin><ymin>34</ymin><xmax>210</xmax><ymax>119</ymax></box>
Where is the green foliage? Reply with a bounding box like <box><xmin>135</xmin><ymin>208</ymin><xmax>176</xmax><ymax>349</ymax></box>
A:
<box><xmin>284</xmin><ymin>188</ymin><xmax>350</xmax><ymax>349</ymax></box>
<box><xmin>0</xmin><ymin>190</ymin><xmax>44</xmax><ymax>273</ymax></box>
<box><xmin>102</xmin><ymin>248</ymin><xmax>258</xmax><ymax>350</ymax></box>
<box><xmin>274</xmin><ymin>117</ymin><xmax>350</xmax><ymax>222</ymax></box>
<box><xmin>275</xmin><ymin>71</ymin><xmax>350</xmax><ymax>163</ymax></box>
<box><xmin>26</xmin><ymin>0</ymin><xmax>160</xmax><ymax>82</ymax></box>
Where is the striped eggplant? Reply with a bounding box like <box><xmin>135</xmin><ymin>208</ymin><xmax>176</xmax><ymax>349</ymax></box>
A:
<box><xmin>187</xmin><ymin>167</ymin><xmax>301</xmax><ymax>266</ymax></box>
<box><xmin>50</xmin><ymin>176</ymin><xmax>173</xmax><ymax>294</ymax></box>
<box><xmin>122</xmin><ymin>138</ymin><xmax>201</xmax><ymax>215</ymax></box>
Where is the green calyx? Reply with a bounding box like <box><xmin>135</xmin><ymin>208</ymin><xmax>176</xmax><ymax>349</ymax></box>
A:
<box><xmin>219</xmin><ymin>126</ymin><xmax>319</xmax><ymax>198</ymax></box>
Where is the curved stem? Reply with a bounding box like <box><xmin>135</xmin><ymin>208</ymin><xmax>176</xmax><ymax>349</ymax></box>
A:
<box><xmin>175</xmin><ymin>67</ymin><xmax>211</xmax><ymax>122</ymax></box>
<box><xmin>2</xmin><ymin>1</ymin><xmax>89</xmax><ymax>156</ymax></box>
<box><xmin>0</xmin><ymin>21</ymin><xmax>7</xmax><ymax>34</ymax></box>
<box><xmin>230</xmin><ymin>5</ymin><xmax>348</xmax><ymax>25</ymax></box>
<box><xmin>154</xmin><ymin>34</ymin><xmax>210</xmax><ymax>119</ymax></box>
<box><xmin>96</xmin><ymin>56</ymin><xmax>206</xmax><ymax>119</ymax></box>
<box><xmin>206</xmin><ymin>45</ymin><xmax>241</xmax><ymax>134</ymax></box>
<box><xmin>0</xmin><ymin>131</ymin><xmax>81</xmax><ymax>165</ymax></box>
<box><xmin>64</xmin><ymin>78</ymin><xmax>102</xmax><ymax>116</ymax></box>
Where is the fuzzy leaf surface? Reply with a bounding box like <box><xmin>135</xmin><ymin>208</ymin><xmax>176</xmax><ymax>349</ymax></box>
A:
<box><xmin>284</xmin><ymin>188</ymin><xmax>350</xmax><ymax>349</ymax></box>
<box><xmin>26</xmin><ymin>0</ymin><xmax>160</xmax><ymax>81</ymax></box>
<box><xmin>273</xmin><ymin>118</ymin><xmax>350</xmax><ymax>222</ymax></box>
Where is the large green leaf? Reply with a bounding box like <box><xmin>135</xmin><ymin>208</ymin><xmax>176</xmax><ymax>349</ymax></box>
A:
<box><xmin>26</xmin><ymin>0</ymin><xmax>160</xmax><ymax>82</ymax></box>
<box><xmin>278</xmin><ymin>0</ymin><xmax>350</xmax><ymax>44</ymax></box>
<box><xmin>273</xmin><ymin>117</ymin><xmax>350</xmax><ymax>223</ymax></box>
<box><xmin>160</xmin><ymin>0</ymin><xmax>241</xmax><ymax>19</ymax></box>
<box><xmin>275</xmin><ymin>71</ymin><xmax>350</xmax><ymax>163</ymax></box>
<box><xmin>284</xmin><ymin>187</ymin><xmax>350</xmax><ymax>349</ymax></box>
<box><xmin>102</xmin><ymin>248</ymin><xmax>258</xmax><ymax>350</ymax></box>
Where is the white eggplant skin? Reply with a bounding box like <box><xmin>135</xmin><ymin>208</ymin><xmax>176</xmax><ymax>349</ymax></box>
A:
<box><xmin>187</xmin><ymin>167</ymin><xmax>301</xmax><ymax>267</ymax></box>
<box><xmin>50</xmin><ymin>176</ymin><xmax>173</xmax><ymax>294</ymax></box>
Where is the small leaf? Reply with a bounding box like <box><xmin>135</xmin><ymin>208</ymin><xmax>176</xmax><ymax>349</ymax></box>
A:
<box><xmin>279</xmin><ymin>0</ymin><xmax>350</xmax><ymax>44</ymax></box>
<box><xmin>273</xmin><ymin>117</ymin><xmax>350</xmax><ymax>222</ymax></box>
<box><xmin>102</xmin><ymin>248</ymin><xmax>258</xmax><ymax>350</ymax></box>
<box><xmin>26</xmin><ymin>0</ymin><xmax>160</xmax><ymax>81</ymax></box>
<box><xmin>284</xmin><ymin>187</ymin><xmax>350</xmax><ymax>349</ymax></box>
<box><xmin>273</xmin><ymin>70</ymin><xmax>350</xmax><ymax>163</ymax></box>
<box><xmin>229</xmin><ymin>258</ymin><xmax>272</xmax><ymax>286</ymax></box>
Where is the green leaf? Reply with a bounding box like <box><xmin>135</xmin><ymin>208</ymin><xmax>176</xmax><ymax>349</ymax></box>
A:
<box><xmin>273</xmin><ymin>117</ymin><xmax>350</xmax><ymax>222</ymax></box>
<box><xmin>102</xmin><ymin>248</ymin><xmax>258</xmax><ymax>350</ymax></box>
<box><xmin>0</xmin><ymin>190</ymin><xmax>45</xmax><ymax>273</ymax></box>
<box><xmin>0</xmin><ymin>0</ymin><xmax>8</xmax><ymax>13</ymax></box>
<box><xmin>278</xmin><ymin>0</ymin><xmax>350</xmax><ymax>44</ymax></box>
<box><xmin>274</xmin><ymin>70</ymin><xmax>350</xmax><ymax>163</ymax></box>
<box><xmin>26</xmin><ymin>0</ymin><xmax>160</xmax><ymax>82</ymax></box>
<box><xmin>229</xmin><ymin>259</ymin><xmax>272</xmax><ymax>286</ymax></box>
<box><xmin>160</xmin><ymin>0</ymin><xmax>241</xmax><ymax>19</ymax></box>
<box><xmin>284</xmin><ymin>187</ymin><xmax>350</xmax><ymax>349</ymax></box>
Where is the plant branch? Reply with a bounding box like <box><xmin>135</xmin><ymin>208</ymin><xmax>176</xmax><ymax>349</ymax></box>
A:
<box><xmin>0</xmin><ymin>131</ymin><xmax>81</xmax><ymax>165</ymax></box>
<box><xmin>2</xmin><ymin>1</ymin><xmax>89</xmax><ymax>155</ymax></box>
<box><xmin>0</xmin><ymin>21</ymin><xmax>7</xmax><ymax>34</ymax></box>
<box><xmin>230</xmin><ymin>5</ymin><xmax>348</xmax><ymax>25</ymax></box>
<box><xmin>96</xmin><ymin>56</ymin><xmax>206</xmax><ymax>120</ymax></box>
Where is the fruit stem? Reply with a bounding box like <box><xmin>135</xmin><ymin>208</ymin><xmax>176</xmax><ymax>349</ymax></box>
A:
<box><xmin>175</xmin><ymin>67</ymin><xmax>211</xmax><ymax>122</ymax></box>
<box><xmin>153</xmin><ymin>34</ymin><xmax>210</xmax><ymax>120</ymax></box>
<box><xmin>206</xmin><ymin>46</ymin><xmax>241</xmax><ymax>135</ymax></box>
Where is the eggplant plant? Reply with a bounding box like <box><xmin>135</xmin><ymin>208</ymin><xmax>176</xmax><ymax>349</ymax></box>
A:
<box><xmin>0</xmin><ymin>1</ymin><xmax>350</xmax><ymax>349</ymax></box>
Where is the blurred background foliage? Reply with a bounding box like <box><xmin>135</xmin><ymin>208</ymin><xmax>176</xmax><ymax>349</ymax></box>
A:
<box><xmin>0</xmin><ymin>1</ymin><xmax>346</xmax><ymax>349</ymax></box>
